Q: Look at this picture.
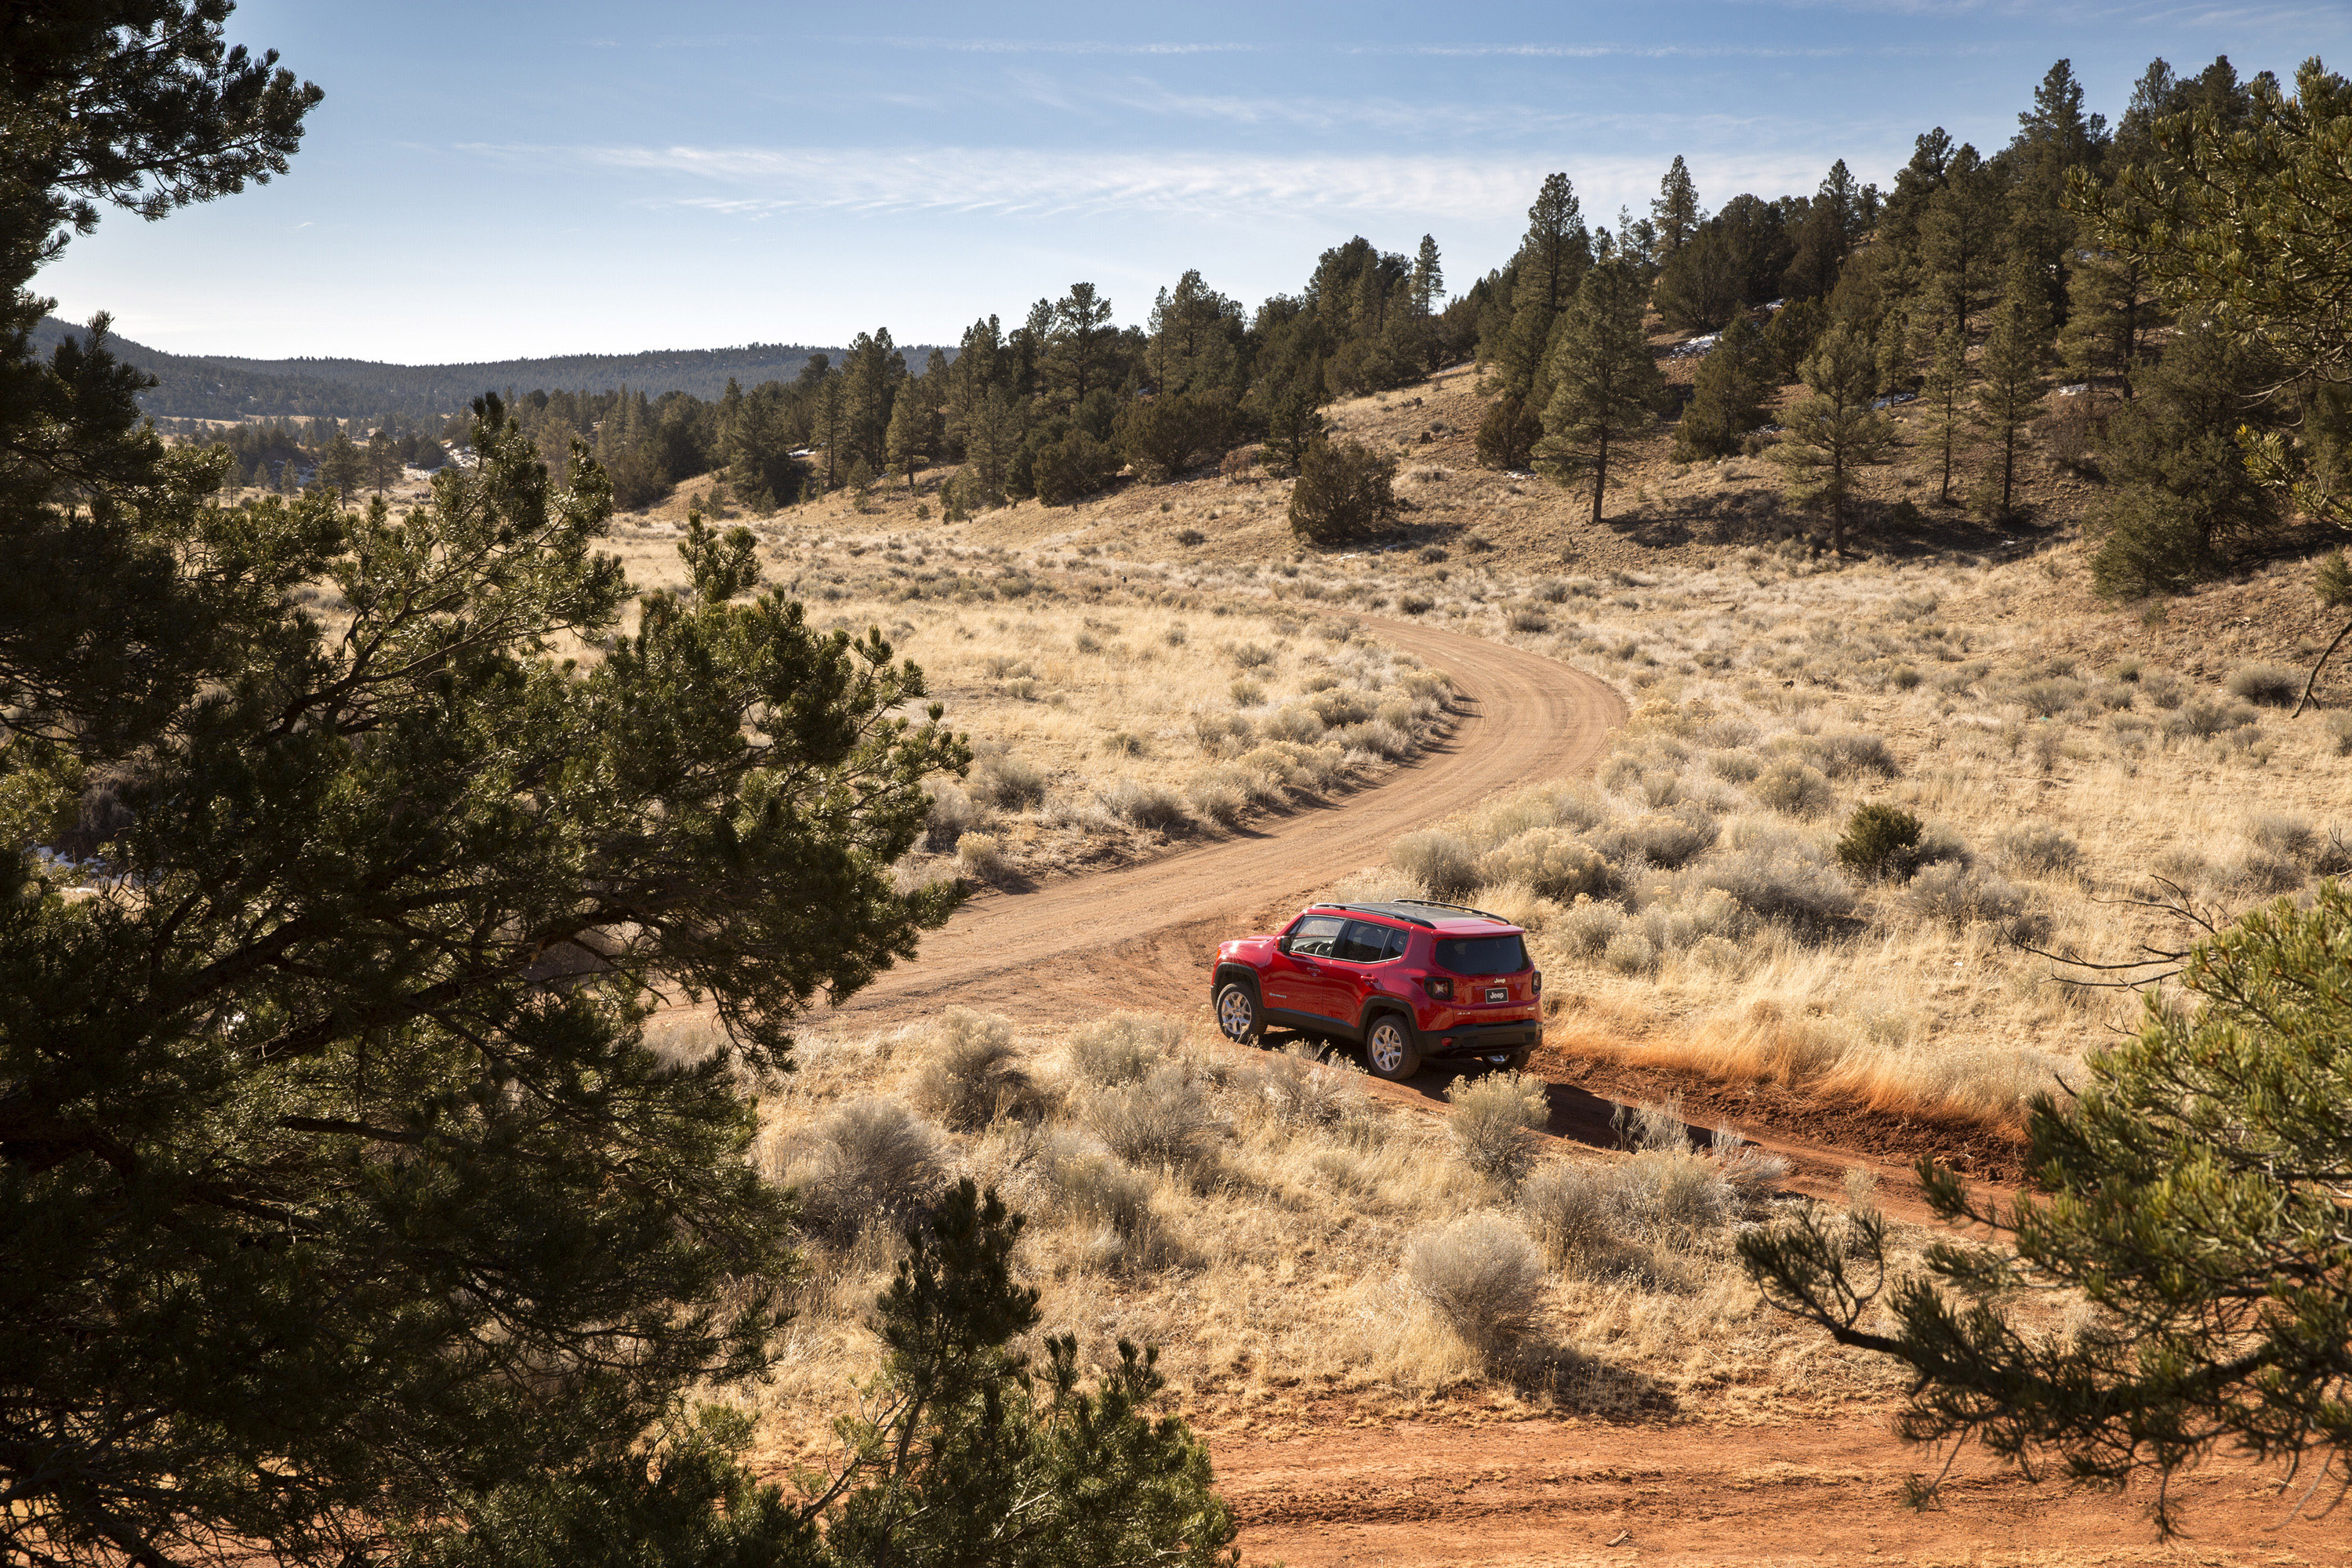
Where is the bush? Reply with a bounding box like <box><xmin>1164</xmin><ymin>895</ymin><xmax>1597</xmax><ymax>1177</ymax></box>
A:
<box><xmin>2225</xmin><ymin>662</ymin><xmax>2301</xmax><ymax>707</ymax></box>
<box><xmin>1250</xmin><ymin>1040</ymin><xmax>1367</xmax><ymax>1130</ymax></box>
<box><xmin>969</xmin><ymin>753</ymin><xmax>1046</xmax><ymax>811</ymax></box>
<box><xmin>1699</xmin><ymin>844</ymin><xmax>1857</xmax><ymax>931</ymax></box>
<box><xmin>1399</xmin><ymin>592</ymin><xmax>1434</xmax><ymax>615</ymax></box>
<box><xmin>1603</xmin><ymin>931</ymin><xmax>1659</xmax><ymax>975</ymax></box>
<box><xmin>923</xmin><ymin>782</ymin><xmax>978</xmax><ymax>852</ymax></box>
<box><xmin>1752</xmin><ymin>758</ymin><xmax>1834</xmax><ymax>816</ymax></box>
<box><xmin>1288</xmin><ymin>437</ymin><xmax>1397</xmax><ymax>545</ymax></box>
<box><xmin>1084</xmin><ymin>1062</ymin><xmax>1221</xmax><ymax>1171</ymax></box>
<box><xmin>1444</xmin><ymin>1071</ymin><xmax>1548</xmax><ymax>1189</ymax></box>
<box><xmin>2328</xmin><ymin>713</ymin><xmax>2352</xmax><ymax>757</ymax></box>
<box><xmin>1475</xmin><ymin>829</ymin><xmax>1608</xmax><ymax>902</ymax></box>
<box><xmin>1835</xmin><ymin>801</ymin><xmax>1926</xmax><ymax>882</ymax></box>
<box><xmin>1907</xmin><ymin>861</ymin><xmax>2027</xmax><ymax>927</ymax></box>
<box><xmin>1033</xmin><ymin>430</ymin><xmax>1122</xmax><ymax>506</ymax></box>
<box><xmin>1403</xmin><ymin>1212</ymin><xmax>1547</xmax><ymax>1352</ymax></box>
<box><xmin>1098</xmin><ymin>779</ymin><xmax>1191</xmax><ymax>833</ymax></box>
<box><xmin>1995</xmin><ymin>822</ymin><xmax>2079</xmax><ymax>878</ymax></box>
<box><xmin>1044</xmin><ymin>1138</ymin><xmax>1154</xmax><ymax>1238</ymax></box>
<box><xmin>913</xmin><ymin>1008</ymin><xmax>1036</xmax><ymax>1132</ymax></box>
<box><xmin>1390</xmin><ymin>829</ymin><xmax>1479</xmax><ymax>901</ymax></box>
<box><xmin>1474</xmin><ymin>391</ymin><xmax>1542</xmax><ymax>471</ymax></box>
<box><xmin>789</xmin><ymin>1098</ymin><xmax>946</xmax><ymax>1244</ymax></box>
<box><xmin>956</xmin><ymin>832</ymin><xmax>1004</xmax><ymax>880</ymax></box>
<box><xmin>1068</xmin><ymin>1013</ymin><xmax>1181</xmax><ymax>1086</ymax></box>
<box><xmin>1710</xmin><ymin>1126</ymin><xmax>1791</xmax><ymax>1210</ymax></box>
<box><xmin>1115</xmin><ymin>390</ymin><xmax>1233</xmax><ymax>483</ymax></box>
<box><xmin>1803</xmin><ymin>730</ymin><xmax>1899</xmax><ymax>779</ymax></box>
<box><xmin>1591</xmin><ymin>809</ymin><xmax>1719</xmax><ymax>871</ymax></box>
<box><xmin>1610</xmin><ymin>1150</ymin><xmax>1733</xmax><ymax>1238</ymax></box>
<box><xmin>2163</xmin><ymin>698</ymin><xmax>2260</xmax><ymax>740</ymax></box>
<box><xmin>1184</xmin><ymin>771</ymin><xmax>1249</xmax><ymax>826</ymax></box>
<box><xmin>2088</xmin><ymin>483</ymin><xmax>2218</xmax><ymax>598</ymax></box>
<box><xmin>1519</xmin><ymin>1163</ymin><xmax>1614</xmax><ymax>1267</ymax></box>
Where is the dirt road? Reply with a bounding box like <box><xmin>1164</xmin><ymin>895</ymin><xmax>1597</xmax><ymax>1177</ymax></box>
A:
<box><xmin>1212</xmin><ymin>1417</ymin><xmax>2352</xmax><ymax>1566</ymax></box>
<box><xmin>833</xmin><ymin>615</ymin><xmax>1627</xmax><ymax>1029</ymax></box>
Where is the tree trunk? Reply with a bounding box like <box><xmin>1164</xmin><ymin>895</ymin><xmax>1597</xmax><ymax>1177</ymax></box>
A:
<box><xmin>1590</xmin><ymin>429</ymin><xmax>1608</xmax><ymax>528</ymax></box>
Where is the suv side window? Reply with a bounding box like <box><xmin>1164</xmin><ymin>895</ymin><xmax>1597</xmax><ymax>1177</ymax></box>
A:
<box><xmin>1288</xmin><ymin>915</ymin><xmax>1345</xmax><ymax>957</ymax></box>
<box><xmin>1338</xmin><ymin>920</ymin><xmax>1400</xmax><ymax>963</ymax></box>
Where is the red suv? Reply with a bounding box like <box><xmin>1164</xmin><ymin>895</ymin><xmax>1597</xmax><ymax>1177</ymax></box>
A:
<box><xmin>1210</xmin><ymin>899</ymin><xmax>1543</xmax><ymax>1080</ymax></box>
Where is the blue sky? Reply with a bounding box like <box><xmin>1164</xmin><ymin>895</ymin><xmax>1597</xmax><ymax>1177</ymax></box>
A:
<box><xmin>36</xmin><ymin>0</ymin><xmax>2351</xmax><ymax>362</ymax></box>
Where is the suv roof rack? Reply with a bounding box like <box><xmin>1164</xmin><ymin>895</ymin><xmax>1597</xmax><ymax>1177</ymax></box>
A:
<box><xmin>1308</xmin><ymin>897</ymin><xmax>1513</xmax><ymax>928</ymax></box>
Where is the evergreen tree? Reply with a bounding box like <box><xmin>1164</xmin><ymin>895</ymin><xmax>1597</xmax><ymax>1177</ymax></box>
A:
<box><xmin>1287</xmin><ymin>437</ymin><xmax>1396</xmax><ymax>545</ymax></box>
<box><xmin>1918</xmin><ymin>323</ymin><xmax>1969</xmax><ymax>505</ymax></box>
<box><xmin>1773</xmin><ymin>321</ymin><xmax>1896</xmax><ymax>554</ymax></box>
<box><xmin>318</xmin><ymin>424</ymin><xmax>365</xmax><ymax>495</ymax></box>
<box><xmin>1652</xmin><ymin>154</ymin><xmax>1704</xmax><ymax>257</ymax></box>
<box><xmin>1919</xmin><ymin>145</ymin><xmax>2007</xmax><ymax>333</ymax></box>
<box><xmin>1675</xmin><ymin>313</ymin><xmax>1774</xmax><ymax>461</ymax></box>
<box><xmin>1518</xmin><ymin>173</ymin><xmax>1591</xmax><ymax>314</ymax></box>
<box><xmin>884</xmin><ymin>378</ymin><xmax>928</xmax><ymax>492</ymax></box>
<box><xmin>1410</xmin><ymin>234</ymin><xmax>1444</xmax><ymax>317</ymax></box>
<box><xmin>1536</xmin><ymin>260</ymin><xmax>1665</xmax><ymax>528</ymax></box>
<box><xmin>1740</xmin><ymin>884</ymin><xmax>2352</xmax><ymax>1533</ymax></box>
<box><xmin>2058</xmin><ymin>249</ymin><xmax>2157</xmax><ymax>394</ymax></box>
<box><xmin>1145</xmin><ymin>270</ymin><xmax>1240</xmax><ymax>397</ymax></box>
<box><xmin>1046</xmin><ymin>282</ymin><xmax>1119</xmax><ymax>409</ymax></box>
<box><xmin>365</xmin><ymin>429</ymin><xmax>400</xmax><ymax>494</ymax></box>
<box><xmin>1762</xmin><ymin>297</ymin><xmax>1827</xmax><ymax>384</ymax></box>
<box><xmin>1971</xmin><ymin>260</ymin><xmax>2053</xmax><ymax>518</ymax></box>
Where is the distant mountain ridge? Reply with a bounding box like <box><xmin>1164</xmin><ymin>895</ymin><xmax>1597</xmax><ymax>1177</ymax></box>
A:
<box><xmin>28</xmin><ymin>317</ymin><xmax>946</xmax><ymax>419</ymax></box>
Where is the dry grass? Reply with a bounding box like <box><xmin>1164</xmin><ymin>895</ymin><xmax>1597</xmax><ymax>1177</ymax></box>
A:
<box><xmin>698</xmin><ymin>1008</ymin><xmax>1912</xmax><ymax>1468</ymax></box>
<box><xmin>599</xmin><ymin>518</ymin><xmax>1453</xmax><ymax>887</ymax></box>
<box><xmin>1298</xmin><ymin>546</ymin><xmax>2352</xmax><ymax>1129</ymax></box>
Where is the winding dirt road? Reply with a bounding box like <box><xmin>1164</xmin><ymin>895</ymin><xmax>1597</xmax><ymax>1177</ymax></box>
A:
<box><xmin>833</xmin><ymin>615</ymin><xmax>1625</xmax><ymax>1029</ymax></box>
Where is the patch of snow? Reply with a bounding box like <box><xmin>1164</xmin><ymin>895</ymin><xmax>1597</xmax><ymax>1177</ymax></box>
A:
<box><xmin>2055</xmin><ymin>383</ymin><xmax>2089</xmax><ymax>397</ymax></box>
<box><xmin>1869</xmin><ymin>392</ymin><xmax>1918</xmax><ymax>409</ymax></box>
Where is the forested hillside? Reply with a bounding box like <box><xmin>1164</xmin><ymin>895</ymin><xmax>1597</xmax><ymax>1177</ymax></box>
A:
<box><xmin>27</xmin><ymin>314</ymin><xmax>937</xmax><ymax>419</ymax></box>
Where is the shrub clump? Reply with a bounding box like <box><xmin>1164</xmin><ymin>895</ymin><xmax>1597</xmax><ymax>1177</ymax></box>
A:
<box><xmin>1067</xmin><ymin>1013</ymin><xmax>1181</xmax><ymax>1086</ymax></box>
<box><xmin>968</xmin><ymin>752</ymin><xmax>1046</xmax><ymax>811</ymax></box>
<box><xmin>1390</xmin><ymin>829</ymin><xmax>1479</xmax><ymax>901</ymax></box>
<box><xmin>913</xmin><ymin>1007</ymin><xmax>1037</xmax><ymax>1132</ymax></box>
<box><xmin>1474</xmin><ymin>829</ymin><xmax>1608</xmax><ymax>902</ymax></box>
<box><xmin>1752</xmin><ymin>758</ymin><xmax>1834</xmax><ymax>817</ymax></box>
<box><xmin>1403</xmin><ymin>1212</ymin><xmax>1547</xmax><ymax>1353</ymax></box>
<box><xmin>1835</xmin><ymin>802</ymin><xmax>1926</xmax><ymax>882</ymax></box>
<box><xmin>1907</xmin><ymin>861</ymin><xmax>2027</xmax><ymax>927</ymax></box>
<box><xmin>1083</xmin><ymin>1061</ymin><xmax>1223</xmax><ymax>1171</ymax></box>
<box><xmin>786</xmin><ymin>1098</ymin><xmax>945</xmax><ymax>1245</ymax></box>
<box><xmin>2225</xmin><ymin>662</ymin><xmax>2301</xmax><ymax>707</ymax></box>
<box><xmin>1098</xmin><ymin>778</ymin><xmax>1191</xmax><ymax>833</ymax></box>
<box><xmin>1995</xmin><ymin>822</ymin><xmax>2080</xmax><ymax>878</ymax></box>
<box><xmin>1288</xmin><ymin>437</ymin><xmax>1398</xmax><ymax>545</ymax></box>
<box><xmin>1443</xmin><ymin>1071</ymin><xmax>1548</xmax><ymax>1189</ymax></box>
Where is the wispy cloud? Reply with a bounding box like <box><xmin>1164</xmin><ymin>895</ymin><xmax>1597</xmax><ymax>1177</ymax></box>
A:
<box><xmin>471</xmin><ymin>143</ymin><xmax>1835</xmax><ymax>227</ymax></box>
<box><xmin>822</xmin><ymin>36</ymin><xmax>1267</xmax><ymax>56</ymax></box>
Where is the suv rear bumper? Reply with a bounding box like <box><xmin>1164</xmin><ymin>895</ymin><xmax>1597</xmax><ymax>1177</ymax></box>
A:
<box><xmin>1414</xmin><ymin>1018</ymin><xmax>1543</xmax><ymax>1058</ymax></box>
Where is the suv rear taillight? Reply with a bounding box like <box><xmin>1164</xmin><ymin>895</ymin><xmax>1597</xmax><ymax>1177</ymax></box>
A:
<box><xmin>1533</xmin><ymin>971</ymin><xmax>1543</xmax><ymax>996</ymax></box>
<box><xmin>1421</xmin><ymin>976</ymin><xmax>1454</xmax><ymax>1000</ymax></box>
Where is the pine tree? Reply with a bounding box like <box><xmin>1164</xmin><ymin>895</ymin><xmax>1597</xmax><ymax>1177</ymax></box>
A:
<box><xmin>318</xmin><ymin>426</ymin><xmax>364</xmax><ymax>495</ymax></box>
<box><xmin>1536</xmin><ymin>260</ymin><xmax>1665</xmax><ymax>528</ymax></box>
<box><xmin>1519</xmin><ymin>173</ymin><xmax>1591</xmax><ymax>315</ymax></box>
<box><xmin>1410</xmin><ymin>234</ymin><xmax>1444</xmax><ymax>316</ymax></box>
<box><xmin>1919</xmin><ymin>146</ymin><xmax>2006</xmax><ymax>333</ymax></box>
<box><xmin>2058</xmin><ymin>249</ymin><xmax>2156</xmax><ymax>394</ymax></box>
<box><xmin>1740</xmin><ymin>884</ymin><xmax>2352</xmax><ymax>1534</ymax></box>
<box><xmin>1918</xmin><ymin>323</ymin><xmax>1969</xmax><ymax>505</ymax></box>
<box><xmin>1971</xmin><ymin>260</ymin><xmax>2053</xmax><ymax>519</ymax></box>
<box><xmin>1675</xmin><ymin>313</ymin><xmax>1773</xmax><ymax>461</ymax></box>
<box><xmin>1047</xmin><ymin>282</ymin><xmax>1118</xmax><ymax>409</ymax></box>
<box><xmin>1652</xmin><ymin>155</ymin><xmax>1703</xmax><ymax>257</ymax></box>
<box><xmin>884</xmin><ymin>383</ymin><xmax>928</xmax><ymax>492</ymax></box>
<box><xmin>1773</xmin><ymin>321</ymin><xmax>1896</xmax><ymax>554</ymax></box>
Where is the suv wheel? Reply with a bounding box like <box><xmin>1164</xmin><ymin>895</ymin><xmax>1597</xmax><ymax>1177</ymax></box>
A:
<box><xmin>1214</xmin><ymin>978</ymin><xmax>1263</xmax><ymax>1045</ymax></box>
<box><xmin>1363</xmin><ymin>1012</ymin><xmax>1421</xmax><ymax>1081</ymax></box>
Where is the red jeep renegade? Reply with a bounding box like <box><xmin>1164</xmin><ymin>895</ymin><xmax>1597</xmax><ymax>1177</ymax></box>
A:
<box><xmin>1210</xmin><ymin>899</ymin><xmax>1543</xmax><ymax>1080</ymax></box>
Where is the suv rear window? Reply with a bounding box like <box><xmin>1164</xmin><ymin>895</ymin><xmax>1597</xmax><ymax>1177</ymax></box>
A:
<box><xmin>1435</xmin><ymin>934</ymin><xmax>1527</xmax><ymax>975</ymax></box>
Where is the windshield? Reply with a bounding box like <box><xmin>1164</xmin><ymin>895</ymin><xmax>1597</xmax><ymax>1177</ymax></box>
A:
<box><xmin>1434</xmin><ymin>934</ymin><xmax>1527</xmax><ymax>975</ymax></box>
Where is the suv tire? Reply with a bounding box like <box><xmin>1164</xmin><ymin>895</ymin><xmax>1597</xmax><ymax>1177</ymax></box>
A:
<box><xmin>1214</xmin><ymin>978</ymin><xmax>1263</xmax><ymax>1045</ymax></box>
<box><xmin>1363</xmin><ymin>1011</ymin><xmax>1422</xmax><ymax>1081</ymax></box>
